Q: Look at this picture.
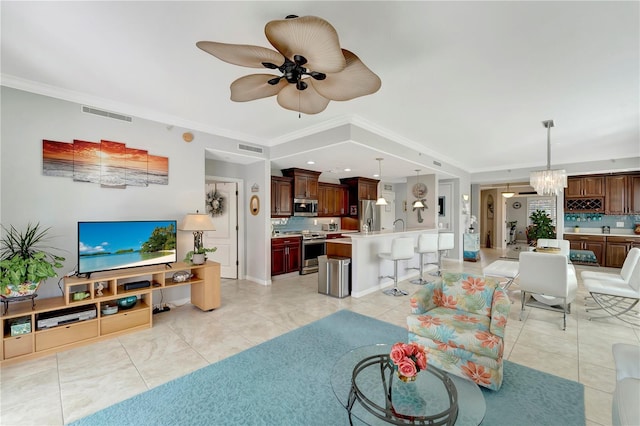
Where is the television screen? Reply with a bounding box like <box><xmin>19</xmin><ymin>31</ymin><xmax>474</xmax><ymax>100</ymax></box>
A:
<box><xmin>78</xmin><ymin>220</ymin><xmax>177</xmax><ymax>276</ymax></box>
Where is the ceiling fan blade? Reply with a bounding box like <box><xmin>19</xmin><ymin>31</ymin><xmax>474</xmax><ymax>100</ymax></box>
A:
<box><xmin>196</xmin><ymin>41</ymin><xmax>284</xmax><ymax>68</ymax></box>
<box><xmin>277</xmin><ymin>83</ymin><xmax>330</xmax><ymax>115</ymax></box>
<box><xmin>311</xmin><ymin>49</ymin><xmax>381</xmax><ymax>101</ymax></box>
<box><xmin>230</xmin><ymin>74</ymin><xmax>288</xmax><ymax>102</ymax></box>
<box><xmin>265</xmin><ymin>16</ymin><xmax>346</xmax><ymax>73</ymax></box>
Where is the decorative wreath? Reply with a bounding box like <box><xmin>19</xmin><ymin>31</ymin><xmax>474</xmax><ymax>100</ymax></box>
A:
<box><xmin>206</xmin><ymin>190</ymin><xmax>224</xmax><ymax>216</ymax></box>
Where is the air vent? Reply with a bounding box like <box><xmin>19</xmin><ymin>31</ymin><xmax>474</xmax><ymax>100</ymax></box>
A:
<box><xmin>81</xmin><ymin>106</ymin><xmax>132</xmax><ymax>122</ymax></box>
<box><xmin>433</xmin><ymin>160</ymin><xmax>442</xmax><ymax>167</ymax></box>
<box><xmin>238</xmin><ymin>143</ymin><xmax>263</xmax><ymax>154</ymax></box>
<box><xmin>384</xmin><ymin>184</ymin><xmax>393</xmax><ymax>191</ymax></box>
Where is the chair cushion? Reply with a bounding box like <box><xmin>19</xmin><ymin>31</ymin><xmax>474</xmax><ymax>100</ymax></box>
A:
<box><xmin>407</xmin><ymin>308</ymin><xmax>502</xmax><ymax>359</ymax></box>
<box><xmin>441</xmin><ymin>274</ymin><xmax>496</xmax><ymax>316</ymax></box>
<box><xmin>584</xmin><ymin>278</ymin><xmax>639</xmax><ymax>298</ymax></box>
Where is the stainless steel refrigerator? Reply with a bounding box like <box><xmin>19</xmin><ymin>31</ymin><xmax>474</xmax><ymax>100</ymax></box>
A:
<box><xmin>359</xmin><ymin>199</ymin><xmax>381</xmax><ymax>232</ymax></box>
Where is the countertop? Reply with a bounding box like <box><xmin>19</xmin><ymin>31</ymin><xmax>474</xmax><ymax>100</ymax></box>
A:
<box><xmin>325</xmin><ymin>238</ymin><xmax>352</xmax><ymax>245</ymax></box>
<box><xmin>271</xmin><ymin>230</ymin><xmax>359</xmax><ymax>239</ymax></box>
<box><xmin>564</xmin><ymin>229</ymin><xmax>639</xmax><ymax>237</ymax></box>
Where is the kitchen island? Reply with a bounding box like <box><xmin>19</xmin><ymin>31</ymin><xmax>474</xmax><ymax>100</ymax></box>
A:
<box><xmin>332</xmin><ymin>228</ymin><xmax>439</xmax><ymax>298</ymax></box>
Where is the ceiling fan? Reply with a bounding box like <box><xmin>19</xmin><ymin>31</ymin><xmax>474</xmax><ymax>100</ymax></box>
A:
<box><xmin>196</xmin><ymin>15</ymin><xmax>381</xmax><ymax>115</ymax></box>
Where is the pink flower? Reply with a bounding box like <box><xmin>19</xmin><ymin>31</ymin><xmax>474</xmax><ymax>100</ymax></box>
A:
<box><xmin>414</xmin><ymin>350</ymin><xmax>427</xmax><ymax>371</ymax></box>
<box><xmin>390</xmin><ymin>343</ymin><xmax>406</xmax><ymax>364</ymax></box>
<box><xmin>397</xmin><ymin>359</ymin><xmax>417</xmax><ymax>377</ymax></box>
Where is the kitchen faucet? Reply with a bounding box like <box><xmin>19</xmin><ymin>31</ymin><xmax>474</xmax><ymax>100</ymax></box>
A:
<box><xmin>393</xmin><ymin>218</ymin><xmax>405</xmax><ymax>232</ymax></box>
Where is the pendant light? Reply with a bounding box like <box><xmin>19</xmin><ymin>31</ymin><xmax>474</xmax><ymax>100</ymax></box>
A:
<box><xmin>375</xmin><ymin>158</ymin><xmax>388</xmax><ymax>206</ymax></box>
<box><xmin>529</xmin><ymin>119</ymin><xmax>567</xmax><ymax>196</ymax></box>
<box><xmin>413</xmin><ymin>169</ymin><xmax>425</xmax><ymax>208</ymax></box>
<box><xmin>502</xmin><ymin>183</ymin><xmax>515</xmax><ymax>198</ymax></box>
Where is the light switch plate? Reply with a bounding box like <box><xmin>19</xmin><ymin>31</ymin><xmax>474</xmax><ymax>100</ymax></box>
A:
<box><xmin>616</xmin><ymin>222</ymin><xmax>625</xmax><ymax>227</ymax></box>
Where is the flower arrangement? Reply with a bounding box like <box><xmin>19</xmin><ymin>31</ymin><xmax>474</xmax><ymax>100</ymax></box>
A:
<box><xmin>206</xmin><ymin>190</ymin><xmax>224</xmax><ymax>216</ymax></box>
<box><xmin>390</xmin><ymin>342</ymin><xmax>427</xmax><ymax>382</ymax></box>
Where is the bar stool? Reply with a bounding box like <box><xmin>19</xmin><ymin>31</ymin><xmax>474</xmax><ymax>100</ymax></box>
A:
<box><xmin>379</xmin><ymin>237</ymin><xmax>415</xmax><ymax>296</ymax></box>
<box><xmin>410</xmin><ymin>233</ymin><xmax>439</xmax><ymax>285</ymax></box>
<box><xmin>436</xmin><ymin>233</ymin><xmax>455</xmax><ymax>275</ymax></box>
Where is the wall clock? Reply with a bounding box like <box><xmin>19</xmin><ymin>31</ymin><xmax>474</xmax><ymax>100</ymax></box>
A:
<box><xmin>412</xmin><ymin>182</ymin><xmax>427</xmax><ymax>199</ymax></box>
<box><xmin>513</xmin><ymin>201</ymin><xmax>522</xmax><ymax>209</ymax></box>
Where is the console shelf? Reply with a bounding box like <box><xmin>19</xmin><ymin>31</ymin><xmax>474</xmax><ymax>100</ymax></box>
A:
<box><xmin>0</xmin><ymin>261</ymin><xmax>220</xmax><ymax>364</ymax></box>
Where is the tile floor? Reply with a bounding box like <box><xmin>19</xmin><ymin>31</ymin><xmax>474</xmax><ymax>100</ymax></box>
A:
<box><xmin>1</xmin><ymin>246</ymin><xmax>639</xmax><ymax>425</ymax></box>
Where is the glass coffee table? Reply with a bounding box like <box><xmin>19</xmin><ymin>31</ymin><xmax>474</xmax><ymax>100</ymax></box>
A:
<box><xmin>331</xmin><ymin>344</ymin><xmax>486</xmax><ymax>425</ymax></box>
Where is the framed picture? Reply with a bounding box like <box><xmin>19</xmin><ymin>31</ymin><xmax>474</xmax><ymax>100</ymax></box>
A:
<box><xmin>438</xmin><ymin>196</ymin><xmax>445</xmax><ymax>216</ymax></box>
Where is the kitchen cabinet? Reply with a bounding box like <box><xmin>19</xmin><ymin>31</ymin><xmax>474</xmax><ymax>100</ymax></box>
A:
<box><xmin>271</xmin><ymin>176</ymin><xmax>292</xmax><ymax>217</ymax></box>
<box><xmin>566</xmin><ymin>176</ymin><xmax>604</xmax><ymax>197</ymax></box>
<box><xmin>605</xmin><ymin>236</ymin><xmax>640</xmax><ymax>268</ymax></box>
<box><xmin>271</xmin><ymin>237</ymin><xmax>301</xmax><ymax>276</ymax></box>
<box><xmin>340</xmin><ymin>177</ymin><xmax>380</xmax><ymax>216</ymax></box>
<box><xmin>318</xmin><ymin>182</ymin><xmax>348</xmax><ymax>216</ymax></box>
<box><xmin>605</xmin><ymin>173</ymin><xmax>640</xmax><ymax>214</ymax></box>
<box><xmin>281</xmin><ymin>168</ymin><xmax>320</xmax><ymax>199</ymax></box>
<box><xmin>629</xmin><ymin>175</ymin><xmax>640</xmax><ymax>214</ymax></box>
<box><xmin>565</xmin><ymin>235</ymin><xmax>606</xmax><ymax>266</ymax></box>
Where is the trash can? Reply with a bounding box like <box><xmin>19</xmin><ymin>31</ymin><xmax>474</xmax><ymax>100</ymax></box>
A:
<box><xmin>318</xmin><ymin>255</ymin><xmax>351</xmax><ymax>298</ymax></box>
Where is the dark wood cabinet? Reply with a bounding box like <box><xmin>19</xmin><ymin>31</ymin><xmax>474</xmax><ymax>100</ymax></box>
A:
<box><xmin>605</xmin><ymin>236</ymin><xmax>640</xmax><ymax>268</ymax></box>
<box><xmin>340</xmin><ymin>177</ymin><xmax>380</xmax><ymax>216</ymax></box>
<box><xmin>566</xmin><ymin>176</ymin><xmax>604</xmax><ymax>197</ymax></box>
<box><xmin>606</xmin><ymin>175</ymin><xmax>628</xmax><ymax>214</ymax></box>
<box><xmin>564</xmin><ymin>173</ymin><xmax>640</xmax><ymax>214</ymax></box>
<box><xmin>282</xmin><ymin>168</ymin><xmax>320</xmax><ymax>199</ymax></box>
<box><xmin>565</xmin><ymin>235</ymin><xmax>606</xmax><ymax>266</ymax></box>
<box><xmin>271</xmin><ymin>176</ymin><xmax>292</xmax><ymax>217</ymax></box>
<box><xmin>318</xmin><ymin>182</ymin><xmax>348</xmax><ymax>216</ymax></box>
<box><xmin>271</xmin><ymin>237</ymin><xmax>301</xmax><ymax>276</ymax></box>
<box><xmin>629</xmin><ymin>175</ymin><xmax>640</xmax><ymax>214</ymax></box>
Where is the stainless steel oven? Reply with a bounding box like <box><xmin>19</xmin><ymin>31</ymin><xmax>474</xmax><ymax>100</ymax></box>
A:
<box><xmin>301</xmin><ymin>234</ymin><xmax>326</xmax><ymax>275</ymax></box>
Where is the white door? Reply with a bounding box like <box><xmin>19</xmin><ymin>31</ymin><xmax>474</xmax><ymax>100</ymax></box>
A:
<box><xmin>203</xmin><ymin>182</ymin><xmax>238</xmax><ymax>278</ymax></box>
<box><xmin>380</xmin><ymin>190</ymin><xmax>396</xmax><ymax>231</ymax></box>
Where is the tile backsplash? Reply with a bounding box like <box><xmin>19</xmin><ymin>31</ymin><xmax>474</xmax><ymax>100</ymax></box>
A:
<box><xmin>564</xmin><ymin>213</ymin><xmax>640</xmax><ymax>230</ymax></box>
<box><xmin>271</xmin><ymin>216</ymin><xmax>340</xmax><ymax>234</ymax></box>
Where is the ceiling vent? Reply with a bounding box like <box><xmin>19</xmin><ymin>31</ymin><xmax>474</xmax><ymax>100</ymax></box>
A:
<box><xmin>82</xmin><ymin>106</ymin><xmax>132</xmax><ymax>122</ymax></box>
<box><xmin>433</xmin><ymin>160</ymin><xmax>442</xmax><ymax>167</ymax></box>
<box><xmin>238</xmin><ymin>143</ymin><xmax>263</xmax><ymax>154</ymax></box>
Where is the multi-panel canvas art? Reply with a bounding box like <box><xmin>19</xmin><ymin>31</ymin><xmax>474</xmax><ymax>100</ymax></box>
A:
<box><xmin>43</xmin><ymin>139</ymin><xmax>168</xmax><ymax>188</ymax></box>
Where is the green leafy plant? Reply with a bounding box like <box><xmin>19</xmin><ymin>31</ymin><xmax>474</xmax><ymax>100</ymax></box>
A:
<box><xmin>184</xmin><ymin>247</ymin><xmax>217</xmax><ymax>263</ymax></box>
<box><xmin>526</xmin><ymin>210</ymin><xmax>556</xmax><ymax>246</ymax></box>
<box><xmin>0</xmin><ymin>223</ymin><xmax>65</xmax><ymax>296</ymax></box>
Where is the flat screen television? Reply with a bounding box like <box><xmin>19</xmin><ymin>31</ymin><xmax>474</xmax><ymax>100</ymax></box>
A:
<box><xmin>77</xmin><ymin>220</ymin><xmax>177</xmax><ymax>277</ymax></box>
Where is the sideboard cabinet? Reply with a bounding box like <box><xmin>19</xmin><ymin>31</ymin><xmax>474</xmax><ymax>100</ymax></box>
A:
<box><xmin>1</xmin><ymin>261</ymin><xmax>220</xmax><ymax>364</ymax></box>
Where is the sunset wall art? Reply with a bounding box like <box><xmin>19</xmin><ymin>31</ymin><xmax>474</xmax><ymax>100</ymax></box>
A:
<box><xmin>42</xmin><ymin>139</ymin><xmax>168</xmax><ymax>187</ymax></box>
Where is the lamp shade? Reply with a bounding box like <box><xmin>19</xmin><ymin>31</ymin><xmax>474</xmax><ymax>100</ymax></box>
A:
<box><xmin>179</xmin><ymin>213</ymin><xmax>216</xmax><ymax>231</ymax></box>
<box><xmin>412</xmin><ymin>200</ymin><xmax>425</xmax><ymax>208</ymax></box>
<box><xmin>376</xmin><ymin>196</ymin><xmax>388</xmax><ymax>206</ymax></box>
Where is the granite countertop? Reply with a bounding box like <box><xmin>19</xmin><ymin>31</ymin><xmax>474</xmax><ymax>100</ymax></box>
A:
<box><xmin>325</xmin><ymin>238</ymin><xmax>352</xmax><ymax>244</ymax></box>
<box><xmin>564</xmin><ymin>228</ymin><xmax>639</xmax><ymax>237</ymax></box>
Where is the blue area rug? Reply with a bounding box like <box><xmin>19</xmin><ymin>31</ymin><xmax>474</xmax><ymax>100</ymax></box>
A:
<box><xmin>71</xmin><ymin>310</ymin><xmax>585</xmax><ymax>426</ymax></box>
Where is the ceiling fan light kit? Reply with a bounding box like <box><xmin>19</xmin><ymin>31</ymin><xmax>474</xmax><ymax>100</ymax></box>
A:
<box><xmin>196</xmin><ymin>15</ymin><xmax>381</xmax><ymax>114</ymax></box>
<box><xmin>501</xmin><ymin>183</ymin><xmax>515</xmax><ymax>198</ymax></box>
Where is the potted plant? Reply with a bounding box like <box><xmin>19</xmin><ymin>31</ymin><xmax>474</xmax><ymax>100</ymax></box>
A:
<box><xmin>184</xmin><ymin>247</ymin><xmax>217</xmax><ymax>265</ymax></box>
<box><xmin>0</xmin><ymin>223</ymin><xmax>65</xmax><ymax>298</ymax></box>
<box><xmin>525</xmin><ymin>210</ymin><xmax>556</xmax><ymax>247</ymax></box>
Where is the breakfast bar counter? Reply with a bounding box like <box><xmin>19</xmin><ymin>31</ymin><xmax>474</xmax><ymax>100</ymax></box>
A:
<box><xmin>345</xmin><ymin>228</ymin><xmax>438</xmax><ymax>297</ymax></box>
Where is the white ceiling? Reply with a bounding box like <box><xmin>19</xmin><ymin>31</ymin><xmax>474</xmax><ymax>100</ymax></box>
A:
<box><xmin>2</xmin><ymin>1</ymin><xmax>638</xmax><ymax>183</ymax></box>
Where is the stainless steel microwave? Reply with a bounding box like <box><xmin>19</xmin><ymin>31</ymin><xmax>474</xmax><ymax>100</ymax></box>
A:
<box><xmin>293</xmin><ymin>199</ymin><xmax>318</xmax><ymax>216</ymax></box>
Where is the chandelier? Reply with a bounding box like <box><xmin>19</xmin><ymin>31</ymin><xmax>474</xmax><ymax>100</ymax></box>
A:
<box><xmin>529</xmin><ymin>120</ymin><xmax>567</xmax><ymax>196</ymax></box>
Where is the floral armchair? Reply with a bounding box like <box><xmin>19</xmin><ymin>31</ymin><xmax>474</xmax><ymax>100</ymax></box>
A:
<box><xmin>407</xmin><ymin>272</ymin><xmax>511</xmax><ymax>390</ymax></box>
